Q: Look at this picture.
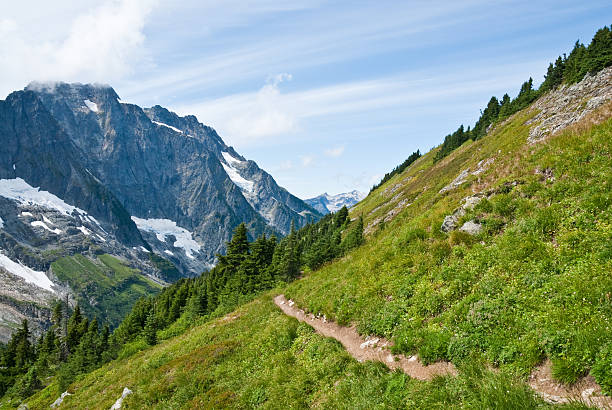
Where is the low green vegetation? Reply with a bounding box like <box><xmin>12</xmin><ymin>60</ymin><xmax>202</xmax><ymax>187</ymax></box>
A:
<box><xmin>23</xmin><ymin>296</ymin><xmax>589</xmax><ymax>409</ymax></box>
<box><xmin>16</xmin><ymin>108</ymin><xmax>611</xmax><ymax>408</ymax></box>
<box><xmin>51</xmin><ymin>254</ymin><xmax>161</xmax><ymax>327</ymax></box>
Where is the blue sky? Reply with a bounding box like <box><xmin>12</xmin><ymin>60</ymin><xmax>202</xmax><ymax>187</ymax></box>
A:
<box><xmin>1</xmin><ymin>1</ymin><xmax>611</xmax><ymax>198</ymax></box>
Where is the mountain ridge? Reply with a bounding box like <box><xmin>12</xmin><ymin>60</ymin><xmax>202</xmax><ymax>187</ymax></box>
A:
<box><xmin>305</xmin><ymin>190</ymin><xmax>366</xmax><ymax>214</ymax></box>
<box><xmin>0</xmin><ymin>81</ymin><xmax>320</xmax><ymax>340</ymax></box>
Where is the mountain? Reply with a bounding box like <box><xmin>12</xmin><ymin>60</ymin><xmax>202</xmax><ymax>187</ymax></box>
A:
<box><xmin>0</xmin><ymin>82</ymin><xmax>320</xmax><ymax>340</ymax></box>
<box><xmin>305</xmin><ymin>190</ymin><xmax>366</xmax><ymax>214</ymax></box>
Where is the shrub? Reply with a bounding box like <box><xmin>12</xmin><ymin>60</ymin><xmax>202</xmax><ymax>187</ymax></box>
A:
<box><xmin>403</xmin><ymin>227</ymin><xmax>428</xmax><ymax>243</ymax></box>
<box><xmin>447</xmin><ymin>332</ymin><xmax>479</xmax><ymax>362</ymax></box>
<box><xmin>520</xmin><ymin>180</ymin><xmax>542</xmax><ymax>198</ymax></box>
<box><xmin>449</xmin><ymin>230</ymin><xmax>474</xmax><ymax>246</ymax></box>
<box><xmin>492</xmin><ymin>194</ymin><xmax>516</xmax><ymax>217</ymax></box>
<box><xmin>418</xmin><ymin>327</ymin><xmax>451</xmax><ymax>365</ymax></box>
<box><xmin>592</xmin><ymin>342</ymin><xmax>612</xmax><ymax>394</ymax></box>
<box><xmin>431</xmin><ymin>241</ymin><xmax>452</xmax><ymax>265</ymax></box>
<box><xmin>482</xmin><ymin>217</ymin><xmax>505</xmax><ymax>235</ymax></box>
<box><xmin>551</xmin><ymin>357</ymin><xmax>585</xmax><ymax>384</ymax></box>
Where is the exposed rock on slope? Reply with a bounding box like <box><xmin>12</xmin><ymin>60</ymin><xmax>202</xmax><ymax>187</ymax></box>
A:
<box><xmin>527</xmin><ymin>66</ymin><xmax>612</xmax><ymax>143</ymax></box>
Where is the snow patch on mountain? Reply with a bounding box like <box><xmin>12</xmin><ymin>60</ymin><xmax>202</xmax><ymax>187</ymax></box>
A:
<box><xmin>152</xmin><ymin>120</ymin><xmax>183</xmax><ymax>134</ymax></box>
<box><xmin>84</xmin><ymin>99</ymin><xmax>99</xmax><ymax>112</ymax></box>
<box><xmin>0</xmin><ymin>252</ymin><xmax>55</xmax><ymax>292</ymax></box>
<box><xmin>0</xmin><ymin>178</ymin><xmax>97</xmax><ymax>221</ymax></box>
<box><xmin>221</xmin><ymin>151</ymin><xmax>244</xmax><ymax>167</ymax></box>
<box><xmin>31</xmin><ymin>220</ymin><xmax>62</xmax><ymax>235</ymax></box>
<box><xmin>131</xmin><ymin>217</ymin><xmax>201</xmax><ymax>259</ymax></box>
<box><xmin>0</xmin><ymin>217</ymin><xmax>3</xmax><ymax>228</ymax></box>
<box><xmin>77</xmin><ymin>226</ymin><xmax>91</xmax><ymax>236</ymax></box>
<box><xmin>220</xmin><ymin>152</ymin><xmax>255</xmax><ymax>193</ymax></box>
<box><xmin>305</xmin><ymin>190</ymin><xmax>366</xmax><ymax>214</ymax></box>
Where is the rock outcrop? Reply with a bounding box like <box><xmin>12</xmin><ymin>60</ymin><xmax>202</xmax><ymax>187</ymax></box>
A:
<box><xmin>441</xmin><ymin>195</ymin><xmax>483</xmax><ymax>233</ymax></box>
<box><xmin>527</xmin><ymin>67</ymin><xmax>612</xmax><ymax>143</ymax></box>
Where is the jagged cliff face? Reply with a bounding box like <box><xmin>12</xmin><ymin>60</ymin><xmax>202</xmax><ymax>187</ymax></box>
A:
<box><xmin>0</xmin><ymin>82</ymin><xmax>320</xmax><ymax>340</ymax></box>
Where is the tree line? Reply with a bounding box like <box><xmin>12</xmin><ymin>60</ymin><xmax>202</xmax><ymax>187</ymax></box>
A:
<box><xmin>433</xmin><ymin>25</ymin><xmax>612</xmax><ymax>162</ymax></box>
<box><xmin>369</xmin><ymin>150</ymin><xmax>421</xmax><ymax>194</ymax></box>
<box><xmin>0</xmin><ymin>207</ymin><xmax>363</xmax><ymax>402</ymax></box>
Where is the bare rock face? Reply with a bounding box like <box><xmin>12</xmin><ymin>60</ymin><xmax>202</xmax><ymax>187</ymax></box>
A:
<box><xmin>441</xmin><ymin>195</ymin><xmax>483</xmax><ymax>233</ymax></box>
<box><xmin>459</xmin><ymin>220</ymin><xmax>483</xmax><ymax>235</ymax></box>
<box><xmin>439</xmin><ymin>159</ymin><xmax>494</xmax><ymax>194</ymax></box>
<box><xmin>22</xmin><ymin>84</ymin><xmax>319</xmax><ymax>271</ymax></box>
<box><xmin>50</xmin><ymin>391</ymin><xmax>71</xmax><ymax>408</ymax></box>
<box><xmin>527</xmin><ymin>67</ymin><xmax>612</xmax><ymax>144</ymax></box>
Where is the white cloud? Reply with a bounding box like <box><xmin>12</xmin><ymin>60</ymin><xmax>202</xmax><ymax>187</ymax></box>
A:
<box><xmin>324</xmin><ymin>146</ymin><xmax>345</xmax><ymax>158</ymax></box>
<box><xmin>0</xmin><ymin>0</ymin><xmax>157</xmax><ymax>98</ymax></box>
<box><xmin>268</xmin><ymin>72</ymin><xmax>293</xmax><ymax>86</ymax></box>
<box><xmin>300</xmin><ymin>155</ymin><xmax>314</xmax><ymax>167</ymax></box>
<box><xmin>182</xmin><ymin>73</ymin><xmax>297</xmax><ymax>143</ymax></box>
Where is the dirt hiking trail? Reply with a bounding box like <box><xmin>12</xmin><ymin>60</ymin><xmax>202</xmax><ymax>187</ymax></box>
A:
<box><xmin>274</xmin><ymin>294</ymin><xmax>612</xmax><ymax>409</ymax></box>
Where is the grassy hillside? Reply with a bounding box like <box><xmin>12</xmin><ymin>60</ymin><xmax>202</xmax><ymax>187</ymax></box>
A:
<box><xmin>25</xmin><ymin>294</ymin><xmax>585</xmax><ymax>409</ymax></box>
<box><xmin>20</xmin><ymin>78</ymin><xmax>612</xmax><ymax>408</ymax></box>
<box><xmin>286</xmin><ymin>105</ymin><xmax>612</xmax><ymax>381</ymax></box>
<box><xmin>52</xmin><ymin>254</ymin><xmax>162</xmax><ymax>327</ymax></box>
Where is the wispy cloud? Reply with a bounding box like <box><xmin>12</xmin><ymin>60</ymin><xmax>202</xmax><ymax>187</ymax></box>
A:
<box><xmin>300</xmin><ymin>155</ymin><xmax>314</xmax><ymax>167</ymax></box>
<box><xmin>119</xmin><ymin>1</ymin><xmax>499</xmax><ymax>103</ymax></box>
<box><xmin>174</xmin><ymin>58</ymin><xmax>545</xmax><ymax>148</ymax></box>
<box><xmin>324</xmin><ymin>146</ymin><xmax>345</xmax><ymax>158</ymax></box>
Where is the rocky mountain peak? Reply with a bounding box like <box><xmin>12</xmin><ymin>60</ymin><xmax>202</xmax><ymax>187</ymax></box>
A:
<box><xmin>305</xmin><ymin>190</ymin><xmax>366</xmax><ymax>214</ymax></box>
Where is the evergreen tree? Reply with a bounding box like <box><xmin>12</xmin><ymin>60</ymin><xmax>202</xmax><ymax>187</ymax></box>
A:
<box><xmin>342</xmin><ymin>216</ymin><xmax>364</xmax><ymax>251</ymax></box>
<box><xmin>334</xmin><ymin>207</ymin><xmax>349</xmax><ymax>228</ymax></box>
<box><xmin>221</xmin><ymin>223</ymin><xmax>250</xmax><ymax>270</ymax></box>
<box><xmin>498</xmin><ymin>93</ymin><xmax>512</xmax><ymax>118</ymax></box>
<box><xmin>12</xmin><ymin>364</ymin><xmax>41</xmax><ymax>399</ymax></box>
<box><xmin>143</xmin><ymin>310</ymin><xmax>158</xmax><ymax>345</ymax></box>
<box><xmin>13</xmin><ymin>320</ymin><xmax>33</xmax><ymax>370</ymax></box>
<box><xmin>564</xmin><ymin>40</ymin><xmax>588</xmax><ymax>84</ymax></box>
<box><xmin>541</xmin><ymin>56</ymin><xmax>565</xmax><ymax>91</ymax></box>
<box><xmin>371</xmin><ymin>150</ymin><xmax>421</xmax><ymax>191</ymax></box>
<box><xmin>584</xmin><ymin>26</ymin><xmax>612</xmax><ymax>74</ymax></box>
<box><xmin>66</xmin><ymin>305</ymin><xmax>83</xmax><ymax>354</ymax></box>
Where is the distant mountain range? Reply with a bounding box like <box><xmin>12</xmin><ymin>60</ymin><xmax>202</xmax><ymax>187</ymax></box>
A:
<box><xmin>305</xmin><ymin>190</ymin><xmax>366</xmax><ymax>214</ymax></box>
<box><xmin>0</xmin><ymin>82</ymin><xmax>320</xmax><ymax>339</ymax></box>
